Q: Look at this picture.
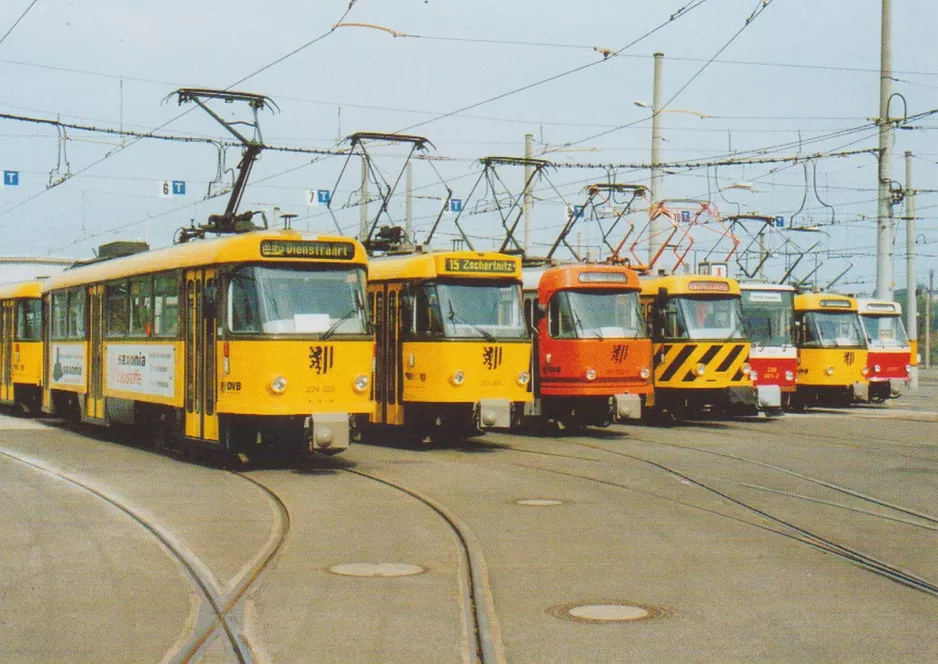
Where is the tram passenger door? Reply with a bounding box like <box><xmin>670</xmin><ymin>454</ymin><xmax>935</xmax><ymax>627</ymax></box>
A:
<box><xmin>370</xmin><ymin>283</ymin><xmax>403</xmax><ymax>426</ymax></box>
<box><xmin>86</xmin><ymin>285</ymin><xmax>106</xmax><ymax>420</ymax></box>
<box><xmin>0</xmin><ymin>301</ymin><xmax>12</xmax><ymax>402</ymax></box>
<box><xmin>184</xmin><ymin>268</ymin><xmax>219</xmax><ymax>442</ymax></box>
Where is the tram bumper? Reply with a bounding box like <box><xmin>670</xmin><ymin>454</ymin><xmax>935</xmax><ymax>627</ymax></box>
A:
<box><xmin>613</xmin><ymin>393</ymin><xmax>642</xmax><ymax>421</ymax></box>
<box><xmin>755</xmin><ymin>385</ymin><xmax>782</xmax><ymax>410</ymax></box>
<box><xmin>305</xmin><ymin>412</ymin><xmax>351</xmax><ymax>455</ymax></box>
<box><xmin>477</xmin><ymin>399</ymin><xmax>512</xmax><ymax>429</ymax></box>
<box><xmin>851</xmin><ymin>382</ymin><xmax>869</xmax><ymax>403</ymax></box>
<box><xmin>889</xmin><ymin>378</ymin><xmax>909</xmax><ymax>398</ymax></box>
<box><xmin>727</xmin><ymin>385</ymin><xmax>759</xmax><ymax>415</ymax></box>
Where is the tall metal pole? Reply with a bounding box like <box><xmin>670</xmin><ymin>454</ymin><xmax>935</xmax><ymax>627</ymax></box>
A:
<box><xmin>359</xmin><ymin>156</ymin><xmax>369</xmax><ymax>242</ymax></box>
<box><xmin>405</xmin><ymin>161</ymin><xmax>413</xmax><ymax>243</ymax></box>
<box><xmin>927</xmin><ymin>269</ymin><xmax>933</xmax><ymax>369</ymax></box>
<box><xmin>524</xmin><ymin>133</ymin><xmax>534</xmax><ymax>254</ymax></box>
<box><xmin>648</xmin><ymin>52</ymin><xmax>665</xmax><ymax>265</ymax></box>
<box><xmin>875</xmin><ymin>0</ymin><xmax>894</xmax><ymax>299</ymax></box>
<box><xmin>905</xmin><ymin>151</ymin><xmax>918</xmax><ymax>388</ymax></box>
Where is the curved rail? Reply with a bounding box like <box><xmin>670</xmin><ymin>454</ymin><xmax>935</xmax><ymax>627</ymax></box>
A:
<box><xmin>344</xmin><ymin>468</ymin><xmax>506</xmax><ymax>664</ymax></box>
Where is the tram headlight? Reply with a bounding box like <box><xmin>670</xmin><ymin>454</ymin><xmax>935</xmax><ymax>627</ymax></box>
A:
<box><xmin>742</xmin><ymin>362</ymin><xmax>752</xmax><ymax>376</ymax></box>
<box><xmin>270</xmin><ymin>376</ymin><xmax>288</xmax><ymax>394</ymax></box>
<box><xmin>695</xmin><ymin>364</ymin><xmax>707</xmax><ymax>377</ymax></box>
<box><xmin>353</xmin><ymin>374</ymin><xmax>369</xmax><ymax>393</ymax></box>
<box><xmin>861</xmin><ymin>366</ymin><xmax>870</xmax><ymax>376</ymax></box>
<box><xmin>517</xmin><ymin>371</ymin><xmax>530</xmax><ymax>386</ymax></box>
<box><xmin>585</xmin><ymin>368</ymin><xmax>597</xmax><ymax>381</ymax></box>
<box><xmin>906</xmin><ymin>364</ymin><xmax>913</xmax><ymax>373</ymax></box>
<box><xmin>825</xmin><ymin>366</ymin><xmax>835</xmax><ymax>376</ymax></box>
<box><xmin>785</xmin><ymin>370</ymin><xmax>795</xmax><ymax>381</ymax></box>
<box><xmin>451</xmin><ymin>370</ymin><xmax>465</xmax><ymax>386</ymax></box>
<box><xmin>749</xmin><ymin>371</ymin><xmax>758</xmax><ymax>381</ymax></box>
<box><xmin>873</xmin><ymin>364</ymin><xmax>881</xmax><ymax>374</ymax></box>
<box><xmin>640</xmin><ymin>367</ymin><xmax>651</xmax><ymax>380</ymax></box>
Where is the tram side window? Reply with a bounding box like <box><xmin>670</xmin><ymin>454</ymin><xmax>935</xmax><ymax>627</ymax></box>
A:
<box><xmin>15</xmin><ymin>299</ymin><xmax>42</xmax><ymax>340</ymax></box>
<box><xmin>106</xmin><ymin>281</ymin><xmax>130</xmax><ymax>337</ymax></box>
<box><xmin>130</xmin><ymin>277</ymin><xmax>153</xmax><ymax>336</ymax></box>
<box><xmin>229</xmin><ymin>272</ymin><xmax>261</xmax><ymax>333</ymax></box>
<box><xmin>52</xmin><ymin>292</ymin><xmax>69</xmax><ymax>339</ymax></box>
<box><xmin>414</xmin><ymin>287</ymin><xmax>443</xmax><ymax>335</ymax></box>
<box><xmin>67</xmin><ymin>289</ymin><xmax>85</xmax><ymax>339</ymax></box>
<box><xmin>153</xmin><ymin>274</ymin><xmax>179</xmax><ymax>337</ymax></box>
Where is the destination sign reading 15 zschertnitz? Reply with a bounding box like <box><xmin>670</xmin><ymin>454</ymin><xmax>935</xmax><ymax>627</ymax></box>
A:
<box><xmin>444</xmin><ymin>258</ymin><xmax>516</xmax><ymax>274</ymax></box>
<box><xmin>260</xmin><ymin>240</ymin><xmax>356</xmax><ymax>260</ymax></box>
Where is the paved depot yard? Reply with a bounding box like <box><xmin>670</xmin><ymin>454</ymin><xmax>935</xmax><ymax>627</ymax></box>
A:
<box><xmin>0</xmin><ymin>370</ymin><xmax>936</xmax><ymax>662</ymax></box>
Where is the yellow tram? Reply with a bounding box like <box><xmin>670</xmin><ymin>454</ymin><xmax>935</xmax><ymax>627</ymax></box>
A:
<box><xmin>41</xmin><ymin>230</ymin><xmax>373</xmax><ymax>457</ymax></box>
<box><xmin>0</xmin><ymin>281</ymin><xmax>44</xmax><ymax>414</ymax></box>
<box><xmin>791</xmin><ymin>292</ymin><xmax>869</xmax><ymax>408</ymax></box>
<box><xmin>640</xmin><ymin>274</ymin><xmax>757</xmax><ymax>418</ymax></box>
<box><xmin>366</xmin><ymin>249</ymin><xmax>532</xmax><ymax>440</ymax></box>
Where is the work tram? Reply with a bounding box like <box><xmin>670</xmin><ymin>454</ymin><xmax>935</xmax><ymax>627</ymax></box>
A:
<box><xmin>739</xmin><ymin>282</ymin><xmax>797</xmax><ymax>413</ymax></box>
<box><xmin>522</xmin><ymin>263</ymin><xmax>652</xmax><ymax>428</ymax></box>
<box><xmin>791</xmin><ymin>292</ymin><xmax>869</xmax><ymax>408</ymax></box>
<box><xmin>0</xmin><ymin>281</ymin><xmax>44</xmax><ymax>414</ymax></box>
<box><xmin>640</xmin><ymin>274</ymin><xmax>758</xmax><ymax>418</ymax></box>
<box><xmin>856</xmin><ymin>299</ymin><xmax>911</xmax><ymax>402</ymax></box>
<box><xmin>41</xmin><ymin>231</ymin><xmax>373</xmax><ymax>458</ymax></box>
<box><xmin>366</xmin><ymin>249</ymin><xmax>531</xmax><ymax>441</ymax></box>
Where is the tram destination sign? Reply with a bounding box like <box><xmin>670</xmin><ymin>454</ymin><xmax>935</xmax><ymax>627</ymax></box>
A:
<box><xmin>443</xmin><ymin>257</ymin><xmax>517</xmax><ymax>275</ymax></box>
<box><xmin>260</xmin><ymin>239</ymin><xmax>356</xmax><ymax>260</ymax></box>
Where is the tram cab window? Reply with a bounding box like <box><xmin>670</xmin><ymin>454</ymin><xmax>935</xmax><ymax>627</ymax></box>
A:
<box><xmin>229</xmin><ymin>271</ymin><xmax>261</xmax><ymax>333</ymax></box>
<box><xmin>15</xmin><ymin>299</ymin><xmax>42</xmax><ymax>340</ymax></box>
<box><xmin>413</xmin><ymin>286</ymin><xmax>443</xmax><ymax>336</ymax></box>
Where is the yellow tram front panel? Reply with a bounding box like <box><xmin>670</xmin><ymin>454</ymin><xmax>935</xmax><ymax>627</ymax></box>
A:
<box><xmin>399</xmin><ymin>340</ymin><xmax>532</xmax><ymax>404</ymax></box>
<box><xmin>218</xmin><ymin>339</ymin><xmax>374</xmax><ymax>416</ymax></box>
<box><xmin>796</xmin><ymin>347</ymin><xmax>867</xmax><ymax>389</ymax></box>
<box><xmin>652</xmin><ymin>339</ymin><xmax>753</xmax><ymax>391</ymax></box>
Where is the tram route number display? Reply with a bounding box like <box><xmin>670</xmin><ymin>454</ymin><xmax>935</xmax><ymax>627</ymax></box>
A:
<box><xmin>105</xmin><ymin>344</ymin><xmax>176</xmax><ymax>398</ymax></box>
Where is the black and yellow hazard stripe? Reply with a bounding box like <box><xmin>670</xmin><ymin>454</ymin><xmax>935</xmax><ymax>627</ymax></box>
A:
<box><xmin>654</xmin><ymin>342</ymin><xmax>751</xmax><ymax>388</ymax></box>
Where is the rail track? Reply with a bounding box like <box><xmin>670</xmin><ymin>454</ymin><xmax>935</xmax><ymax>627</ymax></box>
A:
<box><xmin>0</xmin><ymin>448</ymin><xmax>290</xmax><ymax>663</ymax></box>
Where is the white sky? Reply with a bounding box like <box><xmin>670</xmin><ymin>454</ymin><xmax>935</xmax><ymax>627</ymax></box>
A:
<box><xmin>0</xmin><ymin>0</ymin><xmax>935</xmax><ymax>294</ymax></box>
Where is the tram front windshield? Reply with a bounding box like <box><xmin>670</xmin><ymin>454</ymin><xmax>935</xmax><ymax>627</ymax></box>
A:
<box><xmin>861</xmin><ymin>314</ymin><xmax>909</xmax><ymax>348</ymax></box>
<box><xmin>661</xmin><ymin>295</ymin><xmax>747</xmax><ymax>341</ymax></box>
<box><xmin>549</xmin><ymin>290</ymin><xmax>645</xmax><ymax>339</ymax></box>
<box><xmin>413</xmin><ymin>281</ymin><xmax>526</xmax><ymax>340</ymax></box>
<box><xmin>228</xmin><ymin>265</ymin><xmax>368</xmax><ymax>335</ymax></box>
<box><xmin>801</xmin><ymin>311</ymin><xmax>866</xmax><ymax>348</ymax></box>
<box><xmin>741</xmin><ymin>290</ymin><xmax>794</xmax><ymax>347</ymax></box>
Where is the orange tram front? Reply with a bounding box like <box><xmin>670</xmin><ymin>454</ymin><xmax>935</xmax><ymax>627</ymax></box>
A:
<box><xmin>522</xmin><ymin>263</ymin><xmax>653</xmax><ymax>428</ymax></box>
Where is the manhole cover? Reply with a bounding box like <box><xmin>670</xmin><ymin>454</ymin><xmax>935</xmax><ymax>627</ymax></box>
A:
<box><xmin>516</xmin><ymin>499</ymin><xmax>564</xmax><ymax>506</ymax></box>
<box><xmin>549</xmin><ymin>601</ymin><xmax>667</xmax><ymax>623</ymax></box>
<box><xmin>328</xmin><ymin>563</ymin><xmax>426</xmax><ymax>577</ymax></box>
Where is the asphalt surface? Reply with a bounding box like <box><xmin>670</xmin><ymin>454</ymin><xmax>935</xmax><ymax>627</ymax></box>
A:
<box><xmin>0</xmin><ymin>370</ymin><xmax>936</xmax><ymax>662</ymax></box>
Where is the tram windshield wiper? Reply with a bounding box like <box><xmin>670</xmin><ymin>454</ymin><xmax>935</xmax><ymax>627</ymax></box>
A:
<box><xmin>447</xmin><ymin>299</ymin><xmax>495</xmax><ymax>341</ymax></box>
<box><xmin>322</xmin><ymin>292</ymin><xmax>366</xmax><ymax>340</ymax></box>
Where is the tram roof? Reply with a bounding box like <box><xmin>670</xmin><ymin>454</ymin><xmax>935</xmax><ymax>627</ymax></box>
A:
<box><xmin>367</xmin><ymin>249</ymin><xmax>522</xmax><ymax>281</ymax></box>
<box><xmin>639</xmin><ymin>273</ymin><xmax>741</xmax><ymax>297</ymax></box>
<box><xmin>41</xmin><ymin>231</ymin><xmax>367</xmax><ymax>291</ymax></box>
<box><xmin>0</xmin><ymin>280</ymin><xmax>43</xmax><ymax>300</ymax></box>
<box><xmin>522</xmin><ymin>263</ymin><xmax>640</xmax><ymax>301</ymax></box>
<box><xmin>794</xmin><ymin>292</ymin><xmax>858</xmax><ymax>312</ymax></box>
<box><xmin>856</xmin><ymin>298</ymin><xmax>902</xmax><ymax>316</ymax></box>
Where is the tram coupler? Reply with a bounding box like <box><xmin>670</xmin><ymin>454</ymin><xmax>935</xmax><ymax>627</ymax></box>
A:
<box><xmin>613</xmin><ymin>393</ymin><xmax>642</xmax><ymax>421</ymax></box>
<box><xmin>477</xmin><ymin>399</ymin><xmax>512</xmax><ymax>429</ymax></box>
<box><xmin>755</xmin><ymin>385</ymin><xmax>782</xmax><ymax>410</ymax></box>
<box><xmin>305</xmin><ymin>412</ymin><xmax>351</xmax><ymax>455</ymax></box>
<box><xmin>851</xmin><ymin>382</ymin><xmax>869</xmax><ymax>403</ymax></box>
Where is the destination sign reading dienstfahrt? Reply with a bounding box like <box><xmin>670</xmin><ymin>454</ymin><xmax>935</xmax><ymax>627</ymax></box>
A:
<box><xmin>444</xmin><ymin>258</ymin><xmax>516</xmax><ymax>274</ymax></box>
<box><xmin>260</xmin><ymin>240</ymin><xmax>356</xmax><ymax>260</ymax></box>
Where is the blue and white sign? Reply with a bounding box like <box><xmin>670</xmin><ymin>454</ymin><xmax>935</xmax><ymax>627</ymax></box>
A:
<box><xmin>680</xmin><ymin>210</ymin><xmax>691</xmax><ymax>223</ymax></box>
<box><xmin>449</xmin><ymin>198</ymin><xmax>463</xmax><ymax>213</ymax></box>
<box><xmin>775</xmin><ymin>215</ymin><xmax>785</xmax><ymax>228</ymax></box>
<box><xmin>159</xmin><ymin>180</ymin><xmax>186</xmax><ymax>198</ymax></box>
<box><xmin>565</xmin><ymin>205</ymin><xmax>584</xmax><ymax>220</ymax></box>
<box><xmin>3</xmin><ymin>170</ymin><xmax>19</xmax><ymax>187</ymax></box>
<box><xmin>306</xmin><ymin>189</ymin><xmax>331</xmax><ymax>206</ymax></box>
